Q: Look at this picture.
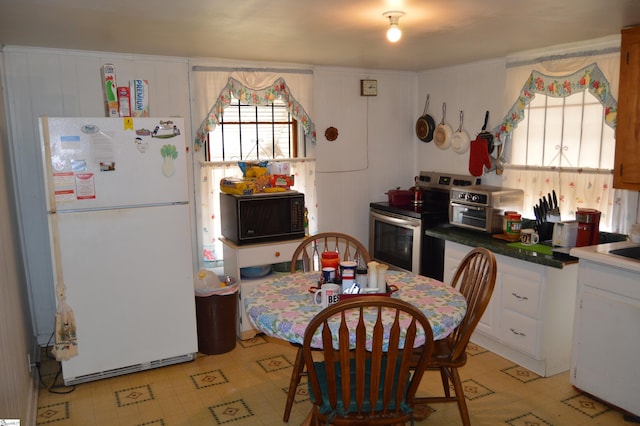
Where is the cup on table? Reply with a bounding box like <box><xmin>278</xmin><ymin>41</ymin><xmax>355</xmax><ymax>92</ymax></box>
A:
<box><xmin>339</xmin><ymin>261</ymin><xmax>357</xmax><ymax>292</ymax></box>
<box><xmin>322</xmin><ymin>267</ymin><xmax>336</xmax><ymax>282</ymax></box>
<box><xmin>314</xmin><ymin>283</ymin><xmax>341</xmax><ymax>308</ymax></box>
<box><xmin>321</xmin><ymin>251</ymin><xmax>340</xmax><ymax>273</ymax></box>
<box><xmin>520</xmin><ymin>228</ymin><xmax>539</xmax><ymax>246</ymax></box>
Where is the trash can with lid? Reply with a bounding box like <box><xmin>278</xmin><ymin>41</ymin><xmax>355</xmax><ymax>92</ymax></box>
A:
<box><xmin>194</xmin><ymin>271</ymin><xmax>239</xmax><ymax>355</ymax></box>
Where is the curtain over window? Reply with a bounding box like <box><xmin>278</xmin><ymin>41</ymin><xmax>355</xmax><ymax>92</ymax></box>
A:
<box><xmin>191</xmin><ymin>67</ymin><xmax>317</xmax><ymax>264</ymax></box>
<box><xmin>496</xmin><ymin>40</ymin><xmax>637</xmax><ymax>233</ymax></box>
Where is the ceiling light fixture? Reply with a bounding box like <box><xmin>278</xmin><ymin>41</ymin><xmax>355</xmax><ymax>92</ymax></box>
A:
<box><xmin>383</xmin><ymin>11</ymin><xmax>405</xmax><ymax>43</ymax></box>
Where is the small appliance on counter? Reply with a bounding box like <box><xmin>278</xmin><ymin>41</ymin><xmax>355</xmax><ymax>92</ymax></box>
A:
<box><xmin>552</xmin><ymin>220</ymin><xmax>579</xmax><ymax>248</ymax></box>
<box><xmin>449</xmin><ymin>185</ymin><xmax>524</xmax><ymax>233</ymax></box>
<box><xmin>576</xmin><ymin>208</ymin><xmax>601</xmax><ymax>247</ymax></box>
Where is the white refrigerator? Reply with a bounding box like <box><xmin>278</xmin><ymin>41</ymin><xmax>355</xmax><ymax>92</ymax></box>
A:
<box><xmin>40</xmin><ymin>116</ymin><xmax>198</xmax><ymax>385</ymax></box>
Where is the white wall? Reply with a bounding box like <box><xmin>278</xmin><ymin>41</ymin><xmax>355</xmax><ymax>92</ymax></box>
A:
<box><xmin>0</xmin><ymin>51</ymin><xmax>38</xmax><ymax>425</ymax></box>
<box><xmin>2</xmin><ymin>47</ymin><xmax>191</xmax><ymax>345</ymax></box>
<box><xmin>416</xmin><ymin>58</ymin><xmax>507</xmax><ymax>186</ymax></box>
<box><xmin>313</xmin><ymin>67</ymin><xmax>418</xmax><ymax>245</ymax></box>
<box><xmin>2</xmin><ymin>46</ymin><xmax>419</xmax><ymax>347</ymax></box>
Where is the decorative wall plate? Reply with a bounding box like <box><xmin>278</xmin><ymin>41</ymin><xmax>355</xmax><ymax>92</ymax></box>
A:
<box><xmin>325</xmin><ymin>126</ymin><xmax>339</xmax><ymax>141</ymax></box>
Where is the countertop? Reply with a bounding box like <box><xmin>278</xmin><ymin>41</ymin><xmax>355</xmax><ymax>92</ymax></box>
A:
<box><xmin>570</xmin><ymin>240</ymin><xmax>640</xmax><ymax>273</ymax></box>
<box><xmin>426</xmin><ymin>223</ymin><xmax>628</xmax><ymax>269</ymax></box>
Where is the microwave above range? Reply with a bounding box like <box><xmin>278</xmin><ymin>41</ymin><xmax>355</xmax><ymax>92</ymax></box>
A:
<box><xmin>449</xmin><ymin>185</ymin><xmax>524</xmax><ymax>233</ymax></box>
<box><xmin>220</xmin><ymin>191</ymin><xmax>305</xmax><ymax>245</ymax></box>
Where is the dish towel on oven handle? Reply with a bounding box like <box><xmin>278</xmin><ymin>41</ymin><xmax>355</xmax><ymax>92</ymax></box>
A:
<box><xmin>469</xmin><ymin>136</ymin><xmax>492</xmax><ymax>177</ymax></box>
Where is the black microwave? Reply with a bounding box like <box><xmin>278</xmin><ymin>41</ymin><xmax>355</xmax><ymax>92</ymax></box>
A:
<box><xmin>220</xmin><ymin>191</ymin><xmax>306</xmax><ymax>245</ymax></box>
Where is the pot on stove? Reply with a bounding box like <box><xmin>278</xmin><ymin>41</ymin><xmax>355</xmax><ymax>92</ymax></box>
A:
<box><xmin>386</xmin><ymin>188</ymin><xmax>412</xmax><ymax>206</ymax></box>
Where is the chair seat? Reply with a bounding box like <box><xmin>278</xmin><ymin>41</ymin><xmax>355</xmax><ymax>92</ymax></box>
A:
<box><xmin>428</xmin><ymin>338</ymin><xmax>468</xmax><ymax>367</ymax></box>
<box><xmin>309</xmin><ymin>358</ymin><xmax>412</xmax><ymax>416</ymax></box>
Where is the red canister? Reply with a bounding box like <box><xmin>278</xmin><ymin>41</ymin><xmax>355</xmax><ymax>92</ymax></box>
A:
<box><xmin>321</xmin><ymin>251</ymin><xmax>340</xmax><ymax>273</ymax></box>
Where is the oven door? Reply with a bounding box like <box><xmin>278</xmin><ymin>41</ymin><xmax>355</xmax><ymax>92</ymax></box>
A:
<box><xmin>449</xmin><ymin>201</ymin><xmax>489</xmax><ymax>232</ymax></box>
<box><xmin>369</xmin><ymin>209</ymin><xmax>421</xmax><ymax>274</ymax></box>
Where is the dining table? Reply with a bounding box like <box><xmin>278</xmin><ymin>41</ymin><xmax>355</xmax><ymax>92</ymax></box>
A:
<box><xmin>244</xmin><ymin>269</ymin><xmax>467</xmax><ymax>423</ymax></box>
<box><xmin>244</xmin><ymin>270</ymin><xmax>467</xmax><ymax>348</ymax></box>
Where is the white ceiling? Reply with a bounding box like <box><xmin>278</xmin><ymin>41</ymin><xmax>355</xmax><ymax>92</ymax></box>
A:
<box><xmin>1</xmin><ymin>0</ymin><xmax>640</xmax><ymax>71</ymax></box>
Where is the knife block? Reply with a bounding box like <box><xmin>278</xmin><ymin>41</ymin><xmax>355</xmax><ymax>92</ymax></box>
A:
<box><xmin>535</xmin><ymin>222</ymin><xmax>554</xmax><ymax>242</ymax></box>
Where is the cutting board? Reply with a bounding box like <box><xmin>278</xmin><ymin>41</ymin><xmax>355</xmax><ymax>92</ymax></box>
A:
<box><xmin>507</xmin><ymin>242</ymin><xmax>553</xmax><ymax>256</ymax></box>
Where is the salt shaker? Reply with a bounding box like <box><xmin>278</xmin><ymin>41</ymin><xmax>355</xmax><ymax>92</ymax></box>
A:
<box><xmin>376</xmin><ymin>264</ymin><xmax>388</xmax><ymax>293</ymax></box>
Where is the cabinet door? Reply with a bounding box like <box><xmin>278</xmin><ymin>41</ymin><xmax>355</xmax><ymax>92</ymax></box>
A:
<box><xmin>572</xmin><ymin>287</ymin><xmax>640</xmax><ymax>415</ymax></box>
<box><xmin>614</xmin><ymin>26</ymin><xmax>640</xmax><ymax>190</ymax></box>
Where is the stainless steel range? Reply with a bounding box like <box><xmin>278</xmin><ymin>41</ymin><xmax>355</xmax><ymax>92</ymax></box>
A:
<box><xmin>369</xmin><ymin>171</ymin><xmax>480</xmax><ymax>281</ymax></box>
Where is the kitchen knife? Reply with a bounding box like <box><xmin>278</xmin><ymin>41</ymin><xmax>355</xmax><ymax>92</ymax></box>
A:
<box><xmin>552</xmin><ymin>190</ymin><xmax>560</xmax><ymax>215</ymax></box>
<box><xmin>533</xmin><ymin>205</ymin><xmax>541</xmax><ymax>226</ymax></box>
<box><xmin>540</xmin><ymin>198</ymin><xmax>548</xmax><ymax>220</ymax></box>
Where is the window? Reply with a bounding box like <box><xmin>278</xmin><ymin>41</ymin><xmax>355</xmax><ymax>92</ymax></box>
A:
<box><xmin>500</xmin><ymin>60</ymin><xmax>620</xmax><ymax>232</ymax></box>
<box><xmin>205</xmin><ymin>97</ymin><xmax>299</xmax><ymax>161</ymax></box>
<box><xmin>510</xmin><ymin>91</ymin><xmax>615</xmax><ymax>169</ymax></box>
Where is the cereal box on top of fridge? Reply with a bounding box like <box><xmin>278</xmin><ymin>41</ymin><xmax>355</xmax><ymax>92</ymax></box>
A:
<box><xmin>101</xmin><ymin>64</ymin><xmax>119</xmax><ymax>117</ymax></box>
<box><xmin>130</xmin><ymin>79</ymin><xmax>149</xmax><ymax>117</ymax></box>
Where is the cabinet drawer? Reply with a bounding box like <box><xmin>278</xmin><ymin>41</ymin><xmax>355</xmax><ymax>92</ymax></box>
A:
<box><xmin>501</xmin><ymin>310</ymin><xmax>539</xmax><ymax>356</ymax></box>
<box><xmin>236</xmin><ymin>240</ymin><xmax>302</xmax><ymax>267</ymax></box>
<box><xmin>502</xmin><ymin>274</ymin><xmax>540</xmax><ymax>318</ymax></box>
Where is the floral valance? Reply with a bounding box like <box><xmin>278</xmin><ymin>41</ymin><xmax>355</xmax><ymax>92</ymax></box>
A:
<box><xmin>494</xmin><ymin>63</ymin><xmax>617</xmax><ymax>143</ymax></box>
<box><xmin>195</xmin><ymin>76</ymin><xmax>316</xmax><ymax>149</ymax></box>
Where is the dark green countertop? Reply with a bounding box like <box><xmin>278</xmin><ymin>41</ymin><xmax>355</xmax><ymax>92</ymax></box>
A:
<box><xmin>426</xmin><ymin>223</ymin><xmax>628</xmax><ymax>269</ymax></box>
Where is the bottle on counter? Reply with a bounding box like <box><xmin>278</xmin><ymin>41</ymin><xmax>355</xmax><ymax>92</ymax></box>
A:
<box><xmin>304</xmin><ymin>208</ymin><xmax>309</xmax><ymax>237</ymax></box>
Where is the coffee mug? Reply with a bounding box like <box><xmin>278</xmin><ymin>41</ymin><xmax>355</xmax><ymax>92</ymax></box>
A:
<box><xmin>314</xmin><ymin>283</ymin><xmax>341</xmax><ymax>308</ymax></box>
<box><xmin>520</xmin><ymin>229</ymin><xmax>539</xmax><ymax>245</ymax></box>
<box><xmin>339</xmin><ymin>261</ymin><xmax>357</xmax><ymax>292</ymax></box>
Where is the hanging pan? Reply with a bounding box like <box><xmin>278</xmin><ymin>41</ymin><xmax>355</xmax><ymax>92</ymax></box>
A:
<box><xmin>451</xmin><ymin>110</ymin><xmax>470</xmax><ymax>154</ymax></box>
<box><xmin>434</xmin><ymin>102</ymin><xmax>453</xmax><ymax>150</ymax></box>
<box><xmin>478</xmin><ymin>110</ymin><xmax>495</xmax><ymax>155</ymax></box>
<box><xmin>415</xmin><ymin>94</ymin><xmax>435</xmax><ymax>142</ymax></box>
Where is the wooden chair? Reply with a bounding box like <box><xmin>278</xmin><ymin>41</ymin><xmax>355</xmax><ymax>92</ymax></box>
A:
<box><xmin>289</xmin><ymin>232</ymin><xmax>372</xmax><ymax>273</ymax></box>
<box><xmin>411</xmin><ymin>247</ymin><xmax>497</xmax><ymax>426</ymax></box>
<box><xmin>302</xmin><ymin>296</ymin><xmax>434</xmax><ymax>425</ymax></box>
<box><xmin>284</xmin><ymin>232</ymin><xmax>372</xmax><ymax>422</ymax></box>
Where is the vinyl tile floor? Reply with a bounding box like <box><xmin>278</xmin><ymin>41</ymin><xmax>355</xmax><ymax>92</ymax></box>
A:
<box><xmin>36</xmin><ymin>336</ymin><xmax>637</xmax><ymax>426</ymax></box>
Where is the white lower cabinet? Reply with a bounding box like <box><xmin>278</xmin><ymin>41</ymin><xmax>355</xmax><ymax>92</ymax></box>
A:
<box><xmin>221</xmin><ymin>237</ymin><xmax>304</xmax><ymax>340</ymax></box>
<box><xmin>570</xmin><ymin>258</ymin><xmax>640</xmax><ymax>417</ymax></box>
<box><xmin>444</xmin><ymin>241</ymin><xmax>578</xmax><ymax>376</ymax></box>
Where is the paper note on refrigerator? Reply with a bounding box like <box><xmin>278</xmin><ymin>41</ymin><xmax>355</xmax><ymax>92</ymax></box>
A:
<box><xmin>91</xmin><ymin>133</ymin><xmax>116</xmax><ymax>171</ymax></box>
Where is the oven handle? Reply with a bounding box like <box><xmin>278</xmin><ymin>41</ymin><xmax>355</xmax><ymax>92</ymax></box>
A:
<box><xmin>370</xmin><ymin>210</ymin><xmax>421</xmax><ymax>227</ymax></box>
<box><xmin>450</xmin><ymin>202</ymin><xmax>485</xmax><ymax>211</ymax></box>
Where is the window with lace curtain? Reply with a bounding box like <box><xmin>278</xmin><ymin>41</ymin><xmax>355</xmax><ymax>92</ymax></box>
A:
<box><xmin>193</xmin><ymin>73</ymin><xmax>317</xmax><ymax>265</ymax></box>
<box><xmin>499</xmin><ymin>51</ymin><xmax>627</xmax><ymax>233</ymax></box>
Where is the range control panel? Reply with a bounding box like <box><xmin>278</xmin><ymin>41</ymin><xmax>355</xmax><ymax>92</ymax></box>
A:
<box><xmin>416</xmin><ymin>171</ymin><xmax>480</xmax><ymax>192</ymax></box>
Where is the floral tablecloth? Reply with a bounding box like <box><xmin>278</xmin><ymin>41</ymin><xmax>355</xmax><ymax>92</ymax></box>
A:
<box><xmin>244</xmin><ymin>271</ymin><xmax>467</xmax><ymax>350</ymax></box>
